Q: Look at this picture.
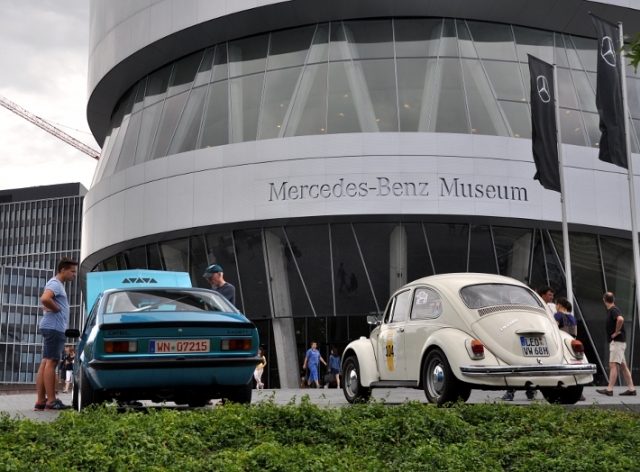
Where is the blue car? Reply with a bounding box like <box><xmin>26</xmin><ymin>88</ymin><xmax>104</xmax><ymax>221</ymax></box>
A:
<box><xmin>69</xmin><ymin>270</ymin><xmax>261</xmax><ymax>410</ymax></box>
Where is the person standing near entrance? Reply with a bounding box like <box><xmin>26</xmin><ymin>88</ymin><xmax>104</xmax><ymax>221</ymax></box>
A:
<box><xmin>35</xmin><ymin>257</ymin><xmax>78</xmax><ymax>411</ymax></box>
<box><xmin>203</xmin><ymin>264</ymin><xmax>236</xmax><ymax>305</ymax></box>
<box><xmin>597</xmin><ymin>292</ymin><xmax>636</xmax><ymax>396</ymax></box>
<box><xmin>302</xmin><ymin>341</ymin><xmax>327</xmax><ymax>388</ymax></box>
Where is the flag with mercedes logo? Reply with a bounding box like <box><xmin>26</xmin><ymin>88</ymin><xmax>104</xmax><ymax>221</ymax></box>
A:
<box><xmin>528</xmin><ymin>54</ymin><xmax>561</xmax><ymax>192</ymax></box>
<box><xmin>591</xmin><ymin>13</ymin><xmax>627</xmax><ymax>169</ymax></box>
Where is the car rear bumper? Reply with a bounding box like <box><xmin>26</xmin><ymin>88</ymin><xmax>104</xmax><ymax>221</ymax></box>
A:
<box><xmin>88</xmin><ymin>355</ymin><xmax>263</xmax><ymax>370</ymax></box>
<box><xmin>459</xmin><ymin>363</ymin><xmax>597</xmax><ymax>376</ymax></box>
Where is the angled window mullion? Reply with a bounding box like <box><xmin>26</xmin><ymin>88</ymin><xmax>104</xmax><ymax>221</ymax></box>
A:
<box><xmin>453</xmin><ymin>20</ymin><xmax>472</xmax><ymax>134</ymax></box>
<box><xmin>351</xmin><ymin>223</ymin><xmax>380</xmax><ymax>314</ymax></box>
<box><xmin>421</xmin><ymin>222</ymin><xmax>436</xmax><ymax>275</ymax></box>
<box><xmin>283</xmin><ymin>227</ymin><xmax>317</xmax><ymax>316</ymax></box>
<box><xmin>255</xmin><ymin>33</ymin><xmax>273</xmax><ymax>141</ymax></box>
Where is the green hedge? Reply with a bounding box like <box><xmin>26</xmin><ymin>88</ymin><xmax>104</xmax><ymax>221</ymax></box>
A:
<box><xmin>1</xmin><ymin>396</ymin><xmax>638</xmax><ymax>471</ymax></box>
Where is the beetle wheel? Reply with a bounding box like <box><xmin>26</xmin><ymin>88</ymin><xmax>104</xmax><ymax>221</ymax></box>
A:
<box><xmin>540</xmin><ymin>385</ymin><xmax>584</xmax><ymax>405</ymax></box>
<box><xmin>423</xmin><ymin>348</ymin><xmax>471</xmax><ymax>406</ymax></box>
<box><xmin>343</xmin><ymin>356</ymin><xmax>371</xmax><ymax>404</ymax></box>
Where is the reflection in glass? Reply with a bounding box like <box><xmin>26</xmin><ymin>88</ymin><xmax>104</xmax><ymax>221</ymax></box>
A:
<box><xmin>144</xmin><ymin>64</ymin><xmax>172</xmax><ymax>107</ymax></box>
<box><xmin>462</xmin><ymin>59</ymin><xmax>508</xmax><ymax>136</ymax></box>
<box><xmin>199</xmin><ymin>81</ymin><xmax>229</xmax><ymax>148</ymax></box>
<box><xmin>356</xmin><ymin>60</ymin><xmax>398</xmax><ymax>132</ymax></box>
<box><xmin>500</xmin><ymin>101</ymin><xmax>531</xmax><ymax>139</ymax></box>
<box><xmin>168</xmin><ymin>85</ymin><xmax>207</xmax><ymax>154</ymax></box>
<box><xmin>493</xmin><ymin>227</ymin><xmax>531</xmax><ymax>281</ymax></box>
<box><xmin>160</xmin><ymin>238</ymin><xmax>189</xmax><ymax>271</ymax></box>
<box><xmin>211</xmin><ymin>45</ymin><xmax>229</xmax><ymax>83</ymax></box>
<box><xmin>425</xmin><ymin>224</ymin><xmax>468</xmax><ymax>273</ymax></box>
<box><xmin>285</xmin><ymin>63</ymin><xmax>328</xmax><ymax>136</ymax></box>
<box><xmin>483</xmin><ymin>61</ymin><xmax>526</xmax><ymax>101</ymax></box>
<box><xmin>555</xmin><ymin>33</ymin><xmax>569</xmax><ymax>68</ymax></box>
<box><xmin>439</xmin><ymin>19</ymin><xmax>458</xmax><ymax>57</ymax></box>
<box><xmin>431</xmin><ymin>58</ymin><xmax>469</xmax><ymax>134</ymax></box>
<box><xmin>582</xmin><ymin>112</ymin><xmax>600</xmax><ymax>148</ymax></box>
<box><xmin>193</xmin><ymin>47</ymin><xmax>214</xmax><ymax>87</ymax></box>
<box><xmin>563</xmin><ymin>34</ymin><xmax>583</xmax><ymax>70</ymax></box>
<box><xmin>571</xmin><ymin>36</ymin><xmax>597</xmax><ymax>72</ymax></box>
<box><xmin>626</xmin><ymin>77</ymin><xmax>640</xmax><ymax>120</ymax></box>
<box><xmin>134</xmin><ymin>101</ymin><xmax>164</xmax><ymax>165</ymax></box>
<box><xmin>267</xmin><ymin>26</ymin><xmax>315</xmax><ymax>70</ymax></box>
<box><xmin>101</xmin><ymin>116</ymin><xmax>131</xmax><ymax>179</ymax></box>
<box><xmin>204</xmin><ymin>231</ymin><xmax>242</xmax><ymax>313</ymax></box>
<box><xmin>341</xmin><ymin>20</ymin><xmax>394</xmax><ymax>60</ymax></box>
<box><xmin>404</xmin><ymin>223</ymin><xmax>435</xmax><ymax>282</ymax></box>
<box><xmin>151</xmin><ymin>91</ymin><xmax>189</xmax><ymax>159</ymax></box>
<box><xmin>572</xmin><ymin>69</ymin><xmax>597</xmax><ymax>113</ymax></box>
<box><xmin>230</xmin><ymin>73</ymin><xmax>264</xmax><ymax>143</ymax></box>
<box><xmin>469</xmin><ymin>226</ymin><xmax>497</xmax><ymax>274</ymax></box>
<box><xmin>600</xmin><ymin>236</ymin><xmax>634</xmax><ymax>327</ymax></box>
<box><xmin>456</xmin><ymin>19</ymin><xmax>477</xmax><ymax>58</ymax></box>
<box><xmin>529</xmin><ymin>230</ymin><xmax>548</xmax><ymax>289</ymax></box>
<box><xmin>115</xmin><ymin>112</ymin><xmax>142</xmax><ymax>173</ymax></box>
<box><xmin>467</xmin><ymin>21</ymin><xmax>516</xmax><ymax>61</ymax></box>
<box><xmin>228</xmin><ymin>34</ymin><xmax>268</xmax><ymax>78</ymax></box>
<box><xmin>234</xmin><ymin>229</ymin><xmax>269</xmax><ymax>319</ymax></box>
<box><xmin>188</xmin><ymin>235</ymin><xmax>208</xmax><ymax>289</ymax></box>
<box><xmin>123</xmin><ymin>246</ymin><xmax>147</xmax><ymax>269</ymax></box>
<box><xmin>512</xmin><ymin>26</ymin><xmax>553</xmax><ymax>64</ymax></box>
<box><xmin>327</xmin><ymin>61</ymin><xmax>363</xmax><ymax>134</ymax></box>
<box><xmin>394</xmin><ymin>18</ymin><xmax>442</xmax><ymax>58</ymax></box>
<box><xmin>559</xmin><ymin>109</ymin><xmax>587</xmax><ymax>147</ymax></box>
<box><xmin>307</xmin><ymin>23</ymin><xmax>329</xmax><ymax>64</ymax></box>
<box><xmin>397</xmin><ymin>58</ymin><xmax>438</xmax><ymax>132</ymax></box>
<box><xmin>168</xmin><ymin>51</ymin><xmax>202</xmax><ymax>97</ymax></box>
<box><xmin>259</xmin><ymin>67</ymin><xmax>304</xmax><ymax>140</ymax></box>
<box><xmin>557</xmin><ymin>68</ymin><xmax>578</xmax><ymax>109</ymax></box>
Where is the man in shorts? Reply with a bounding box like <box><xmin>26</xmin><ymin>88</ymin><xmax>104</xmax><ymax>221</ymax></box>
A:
<box><xmin>302</xmin><ymin>341</ymin><xmax>327</xmax><ymax>388</ymax></box>
<box><xmin>35</xmin><ymin>257</ymin><xmax>78</xmax><ymax>411</ymax></box>
<box><xmin>597</xmin><ymin>292</ymin><xmax>636</xmax><ymax>396</ymax></box>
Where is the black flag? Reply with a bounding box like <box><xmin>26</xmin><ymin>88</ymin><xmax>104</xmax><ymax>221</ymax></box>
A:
<box><xmin>528</xmin><ymin>55</ymin><xmax>561</xmax><ymax>193</ymax></box>
<box><xmin>591</xmin><ymin>13</ymin><xmax>628</xmax><ymax>168</ymax></box>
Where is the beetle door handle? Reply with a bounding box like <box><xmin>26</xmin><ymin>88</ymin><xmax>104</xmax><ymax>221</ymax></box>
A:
<box><xmin>397</xmin><ymin>327</ymin><xmax>404</xmax><ymax>333</ymax></box>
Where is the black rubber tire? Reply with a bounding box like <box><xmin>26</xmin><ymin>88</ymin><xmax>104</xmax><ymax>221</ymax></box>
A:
<box><xmin>71</xmin><ymin>375</ymin><xmax>79</xmax><ymax>410</ymax></box>
<box><xmin>187</xmin><ymin>398</ymin><xmax>209</xmax><ymax>408</ymax></box>
<box><xmin>541</xmin><ymin>385</ymin><xmax>584</xmax><ymax>405</ymax></box>
<box><xmin>342</xmin><ymin>356</ymin><xmax>371</xmax><ymax>404</ymax></box>
<box><xmin>422</xmin><ymin>348</ymin><xmax>471</xmax><ymax>406</ymax></box>
<box><xmin>77</xmin><ymin>365</ymin><xmax>97</xmax><ymax>411</ymax></box>
<box><xmin>222</xmin><ymin>382</ymin><xmax>253</xmax><ymax>404</ymax></box>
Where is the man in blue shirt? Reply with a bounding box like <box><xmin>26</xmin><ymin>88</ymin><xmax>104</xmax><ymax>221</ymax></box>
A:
<box><xmin>302</xmin><ymin>341</ymin><xmax>327</xmax><ymax>388</ymax></box>
<box><xmin>203</xmin><ymin>264</ymin><xmax>236</xmax><ymax>305</ymax></box>
<box><xmin>35</xmin><ymin>257</ymin><xmax>78</xmax><ymax>411</ymax></box>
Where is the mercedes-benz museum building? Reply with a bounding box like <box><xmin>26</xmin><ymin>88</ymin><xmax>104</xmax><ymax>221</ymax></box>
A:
<box><xmin>83</xmin><ymin>0</ymin><xmax>640</xmax><ymax>388</ymax></box>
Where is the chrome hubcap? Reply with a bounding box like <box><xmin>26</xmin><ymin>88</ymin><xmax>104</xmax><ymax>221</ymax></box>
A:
<box><xmin>427</xmin><ymin>360</ymin><xmax>445</xmax><ymax>398</ymax></box>
<box><xmin>346</xmin><ymin>365</ymin><xmax>358</xmax><ymax>396</ymax></box>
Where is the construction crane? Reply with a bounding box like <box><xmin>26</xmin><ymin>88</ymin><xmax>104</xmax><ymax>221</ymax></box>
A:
<box><xmin>0</xmin><ymin>94</ymin><xmax>100</xmax><ymax>160</ymax></box>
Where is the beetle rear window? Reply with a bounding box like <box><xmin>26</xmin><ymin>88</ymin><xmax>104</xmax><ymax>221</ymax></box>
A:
<box><xmin>105</xmin><ymin>289</ymin><xmax>235</xmax><ymax>314</ymax></box>
<box><xmin>460</xmin><ymin>284</ymin><xmax>542</xmax><ymax>309</ymax></box>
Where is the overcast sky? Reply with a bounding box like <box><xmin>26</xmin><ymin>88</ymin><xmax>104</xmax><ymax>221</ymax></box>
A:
<box><xmin>0</xmin><ymin>1</ymin><xmax>98</xmax><ymax>192</ymax></box>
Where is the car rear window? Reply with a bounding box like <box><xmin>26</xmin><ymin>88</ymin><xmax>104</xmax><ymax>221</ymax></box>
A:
<box><xmin>105</xmin><ymin>289</ymin><xmax>235</xmax><ymax>314</ymax></box>
<box><xmin>459</xmin><ymin>284</ymin><xmax>542</xmax><ymax>309</ymax></box>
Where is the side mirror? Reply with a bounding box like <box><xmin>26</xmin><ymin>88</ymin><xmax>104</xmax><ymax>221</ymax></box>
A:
<box><xmin>366</xmin><ymin>315</ymin><xmax>380</xmax><ymax>326</ymax></box>
<box><xmin>65</xmin><ymin>329</ymin><xmax>81</xmax><ymax>338</ymax></box>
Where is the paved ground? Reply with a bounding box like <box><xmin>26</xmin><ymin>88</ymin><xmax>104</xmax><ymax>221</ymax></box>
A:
<box><xmin>2</xmin><ymin>386</ymin><xmax>639</xmax><ymax>422</ymax></box>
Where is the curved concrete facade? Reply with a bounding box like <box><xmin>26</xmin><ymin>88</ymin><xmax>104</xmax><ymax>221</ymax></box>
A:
<box><xmin>84</xmin><ymin>0</ymin><xmax>640</xmax><ymax>388</ymax></box>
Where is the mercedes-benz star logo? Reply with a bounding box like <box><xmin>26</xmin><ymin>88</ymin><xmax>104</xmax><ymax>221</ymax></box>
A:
<box><xmin>601</xmin><ymin>36</ymin><xmax>617</xmax><ymax>67</ymax></box>
<box><xmin>536</xmin><ymin>75</ymin><xmax>551</xmax><ymax>103</ymax></box>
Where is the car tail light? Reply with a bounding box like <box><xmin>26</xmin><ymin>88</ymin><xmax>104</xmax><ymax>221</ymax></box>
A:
<box><xmin>571</xmin><ymin>340</ymin><xmax>585</xmax><ymax>359</ymax></box>
<box><xmin>105</xmin><ymin>341</ymin><xmax>137</xmax><ymax>353</ymax></box>
<box><xmin>465</xmin><ymin>339</ymin><xmax>485</xmax><ymax>359</ymax></box>
<box><xmin>221</xmin><ymin>339</ymin><xmax>252</xmax><ymax>351</ymax></box>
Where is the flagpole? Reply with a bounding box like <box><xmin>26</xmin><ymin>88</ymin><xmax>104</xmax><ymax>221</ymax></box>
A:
<box><xmin>619</xmin><ymin>22</ymin><xmax>640</xmax><ymax>327</ymax></box>
<box><xmin>552</xmin><ymin>65</ymin><xmax>573</xmax><ymax>305</ymax></box>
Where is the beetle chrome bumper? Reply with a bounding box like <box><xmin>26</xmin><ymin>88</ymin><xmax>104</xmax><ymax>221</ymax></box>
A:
<box><xmin>459</xmin><ymin>363</ymin><xmax>597</xmax><ymax>376</ymax></box>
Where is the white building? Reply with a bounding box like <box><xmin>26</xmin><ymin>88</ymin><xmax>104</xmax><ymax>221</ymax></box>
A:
<box><xmin>82</xmin><ymin>0</ymin><xmax>640</xmax><ymax>387</ymax></box>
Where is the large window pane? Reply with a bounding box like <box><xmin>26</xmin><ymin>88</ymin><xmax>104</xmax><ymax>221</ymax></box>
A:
<box><xmin>500</xmin><ymin>101</ymin><xmax>531</xmax><ymax>139</ymax></box>
<box><xmin>469</xmin><ymin>225</ymin><xmax>498</xmax><ymax>274</ymax></box>
<box><xmin>284</xmin><ymin>225</ymin><xmax>334</xmax><ymax>316</ymax></box>
<box><xmin>307</xmin><ymin>23</ymin><xmax>329</xmax><ymax>64</ymax></box>
<box><xmin>234</xmin><ymin>229</ymin><xmax>269</xmax><ymax>319</ymax></box>
<box><xmin>397</xmin><ymin>58</ymin><xmax>438</xmax><ymax>132</ymax></box>
<box><xmin>439</xmin><ymin>19</ymin><xmax>458</xmax><ymax>57</ymax></box>
<box><xmin>114</xmin><ymin>111</ymin><xmax>142</xmax><ymax>173</ymax></box>
<box><xmin>259</xmin><ymin>67</ymin><xmax>303</xmax><ymax>140</ymax></box>
<box><xmin>193</xmin><ymin>47</ymin><xmax>215</xmax><ymax>87</ymax></box>
<box><xmin>331</xmin><ymin>224</ymin><xmax>378</xmax><ymax>315</ymax></box>
<box><xmin>211</xmin><ymin>45</ymin><xmax>229</xmax><ymax>83</ymax></box>
<box><xmin>424</xmin><ymin>224</ymin><xmax>468</xmax><ymax>274</ymax></box>
<box><xmin>554</xmin><ymin>34</ymin><xmax>569</xmax><ymax>68</ymax></box>
<box><xmin>167</xmin><ymin>85</ymin><xmax>207</xmax><ymax>154</ymax></box>
<box><xmin>456</xmin><ymin>19</ymin><xmax>478</xmax><ymax>58</ymax></box>
<box><xmin>204</xmin><ymin>231</ymin><xmax>243</xmax><ymax>313</ymax></box>
<box><xmin>404</xmin><ymin>223</ymin><xmax>435</xmax><ymax>283</ymax></box>
<box><xmin>431</xmin><ymin>58</ymin><xmax>469</xmax><ymax>134</ymax></box>
<box><xmin>394</xmin><ymin>18</ymin><xmax>442</xmax><ymax>58</ymax></box>
<box><xmin>571</xmin><ymin>36</ymin><xmax>597</xmax><ymax>72</ymax></box>
<box><xmin>131</xmin><ymin>79</ymin><xmax>146</xmax><ymax>114</ymax></box>
<box><xmin>355</xmin><ymin>59</ymin><xmax>398</xmax><ymax>132</ymax></box>
<box><xmin>188</xmin><ymin>235</ymin><xmax>208</xmax><ymax>289</ymax></box>
<box><xmin>230</xmin><ymin>73</ymin><xmax>264</xmax><ymax>142</ymax></box>
<box><xmin>342</xmin><ymin>20</ymin><xmax>394</xmax><ymax>60</ymax></box>
<box><xmin>168</xmin><ymin>51</ymin><xmax>202</xmax><ymax>97</ymax></box>
<box><xmin>160</xmin><ymin>238</ymin><xmax>189</xmax><ymax>272</ymax></box>
<box><xmin>151</xmin><ymin>91</ymin><xmax>189</xmax><ymax>159</ymax></box>
<box><xmin>513</xmin><ymin>26</ymin><xmax>554</xmax><ymax>64</ymax></box>
<box><xmin>285</xmin><ymin>63</ymin><xmax>328</xmax><ymax>137</ymax></box>
<box><xmin>134</xmin><ymin>100</ymin><xmax>164</xmax><ymax>165</ymax></box>
<box><xmin>563</xmin><ymin>34</ymin><xmax>583</xmax><ymax>70</ymax></box>
<box><xmin>557</xmin><ymin>68</ymin><xmax>579</xmax><ymax>109</ymax></box>
<box><xmin>483</xmin><ymin>60</ymin><xmax>526</xmax><ymax>101</ymax></box>
<box><xmin>572</xmin><ymin>69</ymin><xmax>597</xmax><ymax>113</ymax></box>
<box><xmin>559</xmin><ymin>108</ymin><xmax>587</xmax><ymax>146</ymax></box>
<box><xmin>228</xmin><ymin>34</ymin><xmax>268</xmax><ymax>78</ymax></box>
<box><xmin>493</xmin><ymin>227</ymin><xmax>532</xmax><ymax>281</ymax></box>
<box><xmin>467</xmin><ymin>21</ymin><xmax>516</xmax><ymax>61</ymax></box>
<box><xmin>626</xmin><ymin>77</ymin><xmax>640</xmax><ymax>120</ymax></box>
<box><xmin>462</xmin><ymin>59</ymin><xmax>508</xmax><ymax>136</ymax></box>
<box><xmin>144</xmin><ymin>64</ymin><xmax>172</xmax><ymax>107</ymax></box>
<box><xmin>199</xmin><ymin>80</ymin><xmax>229</xmax><ymax>148</ymax></box>
<box><xmin>267</xmin><ymin>26</ymin><xmax>315</xmax><ymax>70</ymax></box>
<box><xmin>327</xmin><ymin>61</ymin><xmax>363</xmax><ymax>134</ymax></box>
<box><xmin>583</xmin><ymin>112</ymin><xmax>601</xmax><ymax>148</ymax></box>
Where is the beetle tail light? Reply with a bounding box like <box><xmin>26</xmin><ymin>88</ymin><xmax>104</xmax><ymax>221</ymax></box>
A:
<box><xmin>470</xmin><ymin>340</ymin><xmax>484</xmax><ymax>358</ymax></box>
<box><xmin>571</xmin><ymin>340</ymin><xmax>585</xmax><ymax>359</ymax></box>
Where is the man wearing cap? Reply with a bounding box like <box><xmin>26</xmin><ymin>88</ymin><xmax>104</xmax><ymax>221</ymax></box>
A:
<box><xmin>203</xmin><ymin>264</ymin><xmax>236</xmax><ymax>305</ymax></box>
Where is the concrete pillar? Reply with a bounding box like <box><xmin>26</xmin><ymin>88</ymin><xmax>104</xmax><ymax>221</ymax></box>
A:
<box><xmin>264</xmin><ymin>230</ymin><xmax>300</xmax><ymax>389</ymax></box>
<box><xmin>390</xmin><ymin>225</ymin><xmax>407</xmax><ymax>294</ymax></box>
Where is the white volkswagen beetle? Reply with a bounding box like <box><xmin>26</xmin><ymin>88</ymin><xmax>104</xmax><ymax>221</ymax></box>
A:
<box><xmin>342</xmin><ymin>273</ymin><xmax>596</xmax><ymax>405</ymax></box>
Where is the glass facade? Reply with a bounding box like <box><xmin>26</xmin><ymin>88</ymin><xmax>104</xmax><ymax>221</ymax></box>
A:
<box><xmin>93</xmin><ymin>220</ymin><xmax>639</xmax><ymax>389</ymax></box>
<box><xmin>91</xmin><ymin>18</ymin><xmax>640</xmax><ymax>185</ymax></box>
<box><xmin>0</xmin><ymin>184</ymin><xmax>85</xmax><ymax>384</ymax></box>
